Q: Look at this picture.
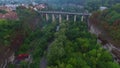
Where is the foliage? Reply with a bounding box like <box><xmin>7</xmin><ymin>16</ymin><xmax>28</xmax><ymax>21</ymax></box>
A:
<box><xmin>0</xmin><ymin>10</ymin><xmax>7</xmax><ymax>14</ymax></box>
<box><xmin>85</xmin><ymin>0</ymin><xmax>120</xmax><ymax>12</ymax></box>
<box><xmin>46</xmin><ymin>21</ymin><xmax>120</xmax><ymax>68</ymax></box>
<box><xmin>90</xmin><ymin>4</ymin><xmax>120</xmax><ymax>46</ymax></box>
<box><xmin>0</xmin><ymin>19</ymin><xmax>22</xmax><ymax>46</ymax></box>
<box><xmin>3</xmin><ymin>3</ymin><xmax>120</xmax><ymax>68</ymax></box>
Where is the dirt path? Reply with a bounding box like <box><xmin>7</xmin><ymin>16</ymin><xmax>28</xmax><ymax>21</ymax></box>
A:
<box><xmin>40</xmin><ymin>25</ymin><xmax>59</xmax><ymax>68</ymax></box>
<box><xmin>40</xmin><ymin>57</ymin><xmax>47</xmax><ymax>68</ymax></box>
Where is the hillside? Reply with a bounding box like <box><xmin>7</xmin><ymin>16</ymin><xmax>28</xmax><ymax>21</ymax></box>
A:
<box><xmin>0</xmin><ymin>1</ymin><xmax>120</xmax><ymax>68</ymax></box>
<box><xmin>89</xmin><ymin>4</ymin><xmax>120</xmax><ymax>47</ymax></box>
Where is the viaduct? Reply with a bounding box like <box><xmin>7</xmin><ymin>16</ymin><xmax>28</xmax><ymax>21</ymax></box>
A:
<box><xmin>38</xmin><ymin>11</ymin><xmax>91</xmax><ymax>23</ymax></box>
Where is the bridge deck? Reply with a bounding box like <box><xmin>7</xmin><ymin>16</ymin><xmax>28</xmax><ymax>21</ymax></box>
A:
<box><xmin>38</xmin><ymin>11</ymin><xmax>90</xmax><ymax>15</ymax></box>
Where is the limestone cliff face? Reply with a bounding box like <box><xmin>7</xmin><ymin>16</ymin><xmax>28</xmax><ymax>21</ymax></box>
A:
<box><xmin>89</xmin><ymin>21</ymin><xmax>120</xmax><ymax>64</ymax></box>
<box><xmin>0</xmin><ymin>49</ymin><xmax>15</xmax><ymax>68</ymax></box>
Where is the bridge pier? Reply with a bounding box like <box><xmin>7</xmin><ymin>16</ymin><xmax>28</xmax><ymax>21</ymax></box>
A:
<box><xmin>66</xmin><ymin>15</ymin><xmax>69</xmax><ymax>21</ymax></box>
<box><xmin>52</xmin><ymin>14</ymin><xmax>55</xmax><ymax>22</ymax></box>
<box><xmin>81</xmin><ymin>16</ymin><xmax>84</xmax><ymax>22</ymax></box>
<box><xmin>74</xmin><ymin>15</ymin><xmax>77</xmax><ymax>22</ymax></box>
<box><xmin>59</xmin><ymin>14</ymin><xmax>62</xmax><ymax>23</ymax></box>
<box><xmin>38</xmin><ymin>11</ymin><xmax>90</xmax><ymax>23</ymax></box>
<box><xmin>46</xmin><ymin>14</ymin><xmax>49</xmax><ymax>21</ymax></box>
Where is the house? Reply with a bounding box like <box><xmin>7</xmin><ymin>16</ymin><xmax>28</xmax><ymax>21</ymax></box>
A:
<box><xmin>5</xmin><ymin>4</ymin><xmax>19</xmax><ymax>11</ymax></box>
<box><xmin>0</xmin><ymin>11</ymin><xmax>18</xmax><ymax>20</ymax></box>
<box><xmin>100</xmin><ymin>6</ymin><xmax>107</xmax><ymax>11</ymax></box>
<box><xmin>34</xmin><ymin>4</ymin><xmax>47</xmax><ymax>10</ymax></box>
<box><xmin>0</xmin><ymin>6</ymin><xmax>12</xmax><ymax>12</ymax></box>
<box><xmin>0</xmin><ymin>4</ymin><xmax>19</xmax><ymax>12</ymax></box>
<box><xmin>17</xmin><ymin>54</ymin><xmax>29</xmax><ymax>60</ymax></box>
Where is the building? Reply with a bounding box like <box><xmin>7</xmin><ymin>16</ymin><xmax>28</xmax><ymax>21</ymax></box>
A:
<box><xmin>34</xmin><ymin>4</ymin><xmax>47</xmax><ymax>10</ymax></box>
<box><xmin>0</xmin><ymin>6</ymin><xmax>12</xmax><ymax>12</ymax></box>
<box><xmin>0</xmin><ymin>11</ymin><xmax>18</xmax><ymax>20</ymax></box>
<box><xmin>5</xmin><ymin>4</ymin><xmax>19</xmax><ymax>11</ymax></box>
<box><xmin>100</xmin><ymin>6</ymin><xmax>107</xmax><ymax>11</ymax></box>
<box><xmin>0</xmin><ymin>4</ymin><xmax>19</xmax><ymax>12</ymax></box>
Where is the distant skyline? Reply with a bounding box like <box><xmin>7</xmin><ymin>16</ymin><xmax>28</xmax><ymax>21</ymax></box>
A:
<box><xmin>0</xmin><ymin>0</ymin><xmax>86</xmax><ymax>6</ymax></box>
<box><xmin>0</xmin><ymin>0</ymin><xmax>44</xmax><ymax>3</ymax></box>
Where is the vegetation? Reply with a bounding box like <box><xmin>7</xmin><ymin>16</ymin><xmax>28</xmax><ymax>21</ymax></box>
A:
<box><xmin>0</xmin><ymin>10</ymin><xmax>7</xmax><ymax>14</ymax></box>
<box><xmin>85</xmin><ymin>0</ymin><xmax>120</xmax><ymax>12</ymax></box>
<box><xmin>0</xmin><ymin>19</ymin><xmax>22</xmax><ymax>46</ymax></box>
<box><xmin>0</xmin><ymin>0</ymin><xmax>120</xmax><ymax>67</ymax></box>
<box><xmin>6</xmin><ymin>7</ymin><xmax>57</xmax><ymax>67</ymax></box>
<box><xmin>39</xmin><ymin>0</ymin><xmax>120</xmax><ymax>12</ymax></box>
<box><xmin>90</xmin><ymin>4</ymin><xmax>120</xmax><ymax>46</ymax></box>
<box><xmin>16</xmin><ymin>23</ymin><xmax>56</xmax><ymax>68</ymax></box>
<box><xmin>46</xmin><ymin>21</ymin><xmax>120</xmax><ymax>68</ymax></box>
